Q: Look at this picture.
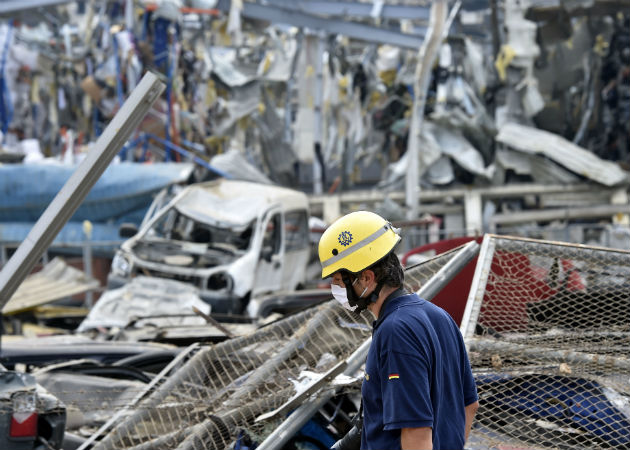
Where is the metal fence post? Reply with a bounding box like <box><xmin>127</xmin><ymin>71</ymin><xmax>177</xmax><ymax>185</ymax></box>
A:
<box><xmin>0</xmin><ymin>244</ymin><xmax>6</xmax><ymax>268</ymax></box>
<box><xmin>83</xmin><ymin>220</ymin><xmax>94</xmax><ymax>308</ymax></box>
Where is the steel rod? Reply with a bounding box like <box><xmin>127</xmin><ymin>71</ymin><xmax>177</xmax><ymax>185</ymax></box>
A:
<box><xmin>468</xmin><ymin>337</ymin><xmax>630</xmax><ymax>371</ymax></box>
<box><xmin>461</xmin><ymin>234</ymin><xmax>496</xmax><ymax>340</ymax></box>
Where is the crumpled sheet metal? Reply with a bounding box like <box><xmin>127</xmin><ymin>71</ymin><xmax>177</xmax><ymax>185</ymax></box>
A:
<box><xmin>173</xmin><ymin>179</ymin><xmax>278</xmax><ymax>229</ymax></box>
<box><xmin>496</xmin><ymin>148</ymin><xmax>581</xmax><ymax>184</ymax></box>
<box><xmin>3</xmin><ymin>257</ymin><xmax>100</xmax><ymax>315</ymax></box>
<box><xmin>210</xmin><ymin>48</ymin><xmax>257</xmax><ymax>88</ymax></box>
<box><xmin>34</xmin><ymin>372</ymin><xmax>146</xmax><ymax>430</ymax></box>
<box><xmin>0</xmin><ymin>371</ymin><xmax>37</xmax><ymax>400</ymax></box>
<box><xmin>210</xmin><ymin>148</ymin><xmax>273</xmax><ymax>185</ymax></box>
<box><xmin>426</xmin><ymin>121</ymin><xmax>495</xmax><ymax>180</ymax></box>
<box><xmin>77</xmin><ymin>276</ymin><xmax>210</xmax><ymax>332</ymax></box>
<box><xmin>496</xmin><ymin>122</ymin><xmax>629</xmax><ymax>186</ymax></box>
<box><xmin>212</xmin><ymin>82</ymin><xmax>261</xmax><ymax>135</ymax></box>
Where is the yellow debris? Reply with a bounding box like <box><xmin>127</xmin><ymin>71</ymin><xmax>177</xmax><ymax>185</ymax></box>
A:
<box><xmin>82</xmin><ymin>220</ymin><xmax>93</xmax><ymax>239</ymax></box>
<box><xmin>379</xmin><ymin>69</ymin><xmax>397</xmax><ymax>87</ymax></box>
<box><xmin>495</xmin><ymin>45</ymin><xmax>516</xmax><ymax>82</ymax></box>
<box><xmin>261</xmin><ymin>53</ymin><xmax>273</xmax><ymax>75</ymax></box>
<box><xmin>594</xmin><ymin>34</ymin><xmax>609</xmax><ymax>56</ymax></box>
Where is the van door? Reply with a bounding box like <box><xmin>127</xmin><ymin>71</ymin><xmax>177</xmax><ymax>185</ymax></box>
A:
<box><xmin>282</xmin><ymin>209</ymin><xmax>310</xmax><ymax>290</ymax></box>
<box><xmin>253</xmin><ymin>210</ymin><xmax>284</xmax><ymax>297</ymax></box>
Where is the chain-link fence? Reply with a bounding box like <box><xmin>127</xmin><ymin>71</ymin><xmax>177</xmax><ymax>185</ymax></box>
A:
<box><xmin>24</xmin><ymin>235</ymin><xmax>630</xmax><ymax>449</ymax></box>
<box><xmin>42</xmin><ymin>244</ymin><xmax>468</xmax><ymax>450</ymax></box>
<box><xmin>463</xmin><ymin>235</ymin><xmax>630</xmax><ymax>449</ymax></box>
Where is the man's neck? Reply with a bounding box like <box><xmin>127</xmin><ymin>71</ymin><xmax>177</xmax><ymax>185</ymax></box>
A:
<box><xmin>369</xmin><ymin>285</ymin><xmax>398</xmax><ymax>319</ymax></box>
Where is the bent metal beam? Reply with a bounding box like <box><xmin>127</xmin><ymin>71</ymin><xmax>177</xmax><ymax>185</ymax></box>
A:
<box><xmin>216</xmin><ymin>0</ymin><xmax>425</xmax><ymax>49</ymax></box>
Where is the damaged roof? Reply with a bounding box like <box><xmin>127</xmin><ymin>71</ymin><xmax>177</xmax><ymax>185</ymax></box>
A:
<box><xmin>174</xmin><ymin>179</ymin><xmax>309</xmax><ymax>228</ymax></box>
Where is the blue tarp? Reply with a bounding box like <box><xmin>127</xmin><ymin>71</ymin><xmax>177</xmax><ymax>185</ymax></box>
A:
<box><xmin>0</xmin><ymin>162</ymin><xmax>193</xmax><ymax>222</ymax></box>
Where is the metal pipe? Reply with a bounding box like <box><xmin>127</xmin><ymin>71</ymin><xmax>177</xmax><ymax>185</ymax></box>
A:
<box><xmin>492</xmin><ymin>234</ymin><xmax>630</xmax><ymax>265</ymax></box>
<box><xmin>284</xmin><ymin>32</ymin><xmax>303</xmax><ymax>144</ymax></box>
<box><xmin>0</xmin><ymin>72</ymin><xmax>165</xmax><ymax>311</ymax></box>
<box><xmin>309</xmin><ymin>183</ymin><xmax>600</xmax><ymax>207</ymax></box>
<box><xmin>405</xmin><ymin>0</ymin><xmax>448</xmax><ymax>220</ymax></box>
<box><xmin>82</xmin><ymin>238</ymin><xmax>93</xmax><ymax>309</ymax></box>
<box><xmin>0</xmin><ymin>0</ymin><xmax>72</xmax><ymax>14</ymax></box>
<box><xmin>260</xmin><ymin>0</ymin><xmax>430</xmax><ymax>20</ymax></box>
<box><xmin>215</xmin><ymin>0</ymin><xmax>425</xmax><ymax>49</ymax></box>
<box><xmin>413</xmin><ymin>240</ymin><xmax>480</xmax><ymax>300</ymax></box>
<box><xmin>312</xmin><ymin>33</ymin><xmax>325</xmax><ymax>194</ymax></box>
<box><xmin>468</xmin><ymin>338</ymin><xmax>630</xmax><ymax>371</ymax></box>
<box><xmin>490</xmin><ymin>204</ymin><xmax>630</xmax><ymax>227</ymax></box>
<box><xmin>461</xmin><ymin>234</ymin><xmax>496</xmax><ymax>340</ymax></box>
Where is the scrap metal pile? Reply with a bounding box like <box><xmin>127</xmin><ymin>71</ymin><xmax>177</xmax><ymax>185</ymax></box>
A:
<box><xmin>2</xmin><ymin>1</ymin><xmax>630</xmax><ymax>449</ymax></box>
<box><xmin>1</xmin><ymin>0</ymin><xmax>630</xmax><ymax>193</ymax></box>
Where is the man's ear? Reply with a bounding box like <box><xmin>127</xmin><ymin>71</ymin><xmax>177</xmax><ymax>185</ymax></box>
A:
<box><xmin>362</xmin><ymin>269</ymin><xmax>376</xmax><ymax>285</ymax></box>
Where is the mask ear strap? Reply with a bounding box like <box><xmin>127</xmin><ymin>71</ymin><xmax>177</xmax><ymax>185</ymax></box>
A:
<box><xmin>341</xmin><ymin>272</ymin><xmax>382</xmax><ymax>312</ymax></box>
<box><xmin>365</xmin><ymin>281</ymin><xmax>384</xmax><ymax>304</ymax></box>
<box><xmin>341</xmin><ymin>272</ymin><xmax>367</xmax><ymax>312</ymax></box>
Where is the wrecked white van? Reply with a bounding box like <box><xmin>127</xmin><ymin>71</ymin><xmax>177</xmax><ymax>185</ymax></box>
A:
<box><xmin>107</xmin><ymin>179</ymin><xmax>311</xmax><ymax>315</ymax></box>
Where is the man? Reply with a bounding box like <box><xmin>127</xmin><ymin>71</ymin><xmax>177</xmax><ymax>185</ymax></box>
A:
<box><xmin>319</xmin><ymin>211</ymin><xmax>479</xmax><ymax>450</ymax></box>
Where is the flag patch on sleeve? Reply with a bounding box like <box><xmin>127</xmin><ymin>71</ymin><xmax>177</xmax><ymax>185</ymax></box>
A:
<box><xmin>388</xmin><ymin>374</ymin><xmax>400</xmax><ymax>380</ymax></box>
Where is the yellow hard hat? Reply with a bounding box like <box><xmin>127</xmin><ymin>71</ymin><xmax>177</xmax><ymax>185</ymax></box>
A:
<box><xmin>318</xmin><ymin>211</ymin><xmax>401</xmax><ymax>279</ymax></box>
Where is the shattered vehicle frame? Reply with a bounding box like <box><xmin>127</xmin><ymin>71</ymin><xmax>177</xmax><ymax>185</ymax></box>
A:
<box><xmin>107</xmin><ymin>178</ymin><xmax>311</xmax><ymax>315</ymax></box>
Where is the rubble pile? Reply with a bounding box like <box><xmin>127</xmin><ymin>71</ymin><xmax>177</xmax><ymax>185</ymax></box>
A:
<box><xmin>1</xmin><ymin>0</ymin><xmax>629</xmax><ymax>193</ymax></box>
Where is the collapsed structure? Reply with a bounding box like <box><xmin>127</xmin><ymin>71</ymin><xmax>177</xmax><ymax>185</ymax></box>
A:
<box><xmin>1</xmin><ymin>1</ymin><xmax>630</xmax><ymax>449</ymax></box>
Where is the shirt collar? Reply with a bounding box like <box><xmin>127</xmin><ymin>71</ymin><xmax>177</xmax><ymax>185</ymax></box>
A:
<box><xmin>372</xmin><ymin>287</ymin><xmax>409</xmax><ymax>332</ymax></box>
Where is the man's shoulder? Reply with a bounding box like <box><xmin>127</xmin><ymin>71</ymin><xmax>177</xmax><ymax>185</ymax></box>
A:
<box><xmin>382</xmin><ymin>296</ymin><xmax>457</xmax><ymax>333</ymax></box>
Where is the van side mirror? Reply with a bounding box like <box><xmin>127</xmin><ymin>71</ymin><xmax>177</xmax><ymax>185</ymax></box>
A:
<box><xmin>119</xmin><ymin>223</ymin><xmax>138</xmax><ymax>238</ymax></box>
<box><xmin>261</xmin><ymin>245</ymin><xmax>274</xmax><ymax>262</ymax></box>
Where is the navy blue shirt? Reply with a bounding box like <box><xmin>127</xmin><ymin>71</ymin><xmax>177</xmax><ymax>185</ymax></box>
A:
<box><xmin>361</xmin><ymin>292</ymin><xmax>477</xmax><ymax>450</ymax></box>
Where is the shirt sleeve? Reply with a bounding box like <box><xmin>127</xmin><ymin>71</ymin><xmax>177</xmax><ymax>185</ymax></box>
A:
<box><xmin>459</xmin><ymin>333</ymin><xmax>478</xmax><ymax>406</ymax></box>
<box><xmin>379</xmin><ymin>335</ymin><xmax>434</xmax><ymax>430</ymax></box>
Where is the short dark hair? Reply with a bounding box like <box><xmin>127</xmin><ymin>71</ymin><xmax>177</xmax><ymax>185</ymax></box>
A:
<box><xmin>367</xmin><ymin>251</ymin><xmax>404</xmax><ymax>288</ymax></box>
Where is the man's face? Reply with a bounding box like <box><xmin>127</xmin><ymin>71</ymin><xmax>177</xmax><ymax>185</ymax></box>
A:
<box><xmin>331</xmin><ymin>271</ymin><xmax>347</xmax><ymax>288</ymax></box>
<box><xmin>331</xmin><ymin>271</ymin><xmax>361</xmax><ymax>291</ymax></box>
<box><xmin>331</xmin><ymin>271</ymin><xmax>377</xmax><ymax>315</ymax></box>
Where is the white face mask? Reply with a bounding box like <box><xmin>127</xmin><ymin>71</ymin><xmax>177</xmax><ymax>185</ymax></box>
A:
<box><xmin>331</xmin><ymin>284</ymin><xmax>358</xmax><ymax>311</ymax></box>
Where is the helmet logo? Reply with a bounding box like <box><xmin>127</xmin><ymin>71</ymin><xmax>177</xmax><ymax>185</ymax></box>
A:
<box><xmin>338</xmin><ymin>231</ymin><xmax>353</xmax><ymax>246</ymax></box>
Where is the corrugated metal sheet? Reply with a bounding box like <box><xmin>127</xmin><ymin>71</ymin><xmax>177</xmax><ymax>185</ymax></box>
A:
<box><xmin>2</xmin><ymin>258</ymin><xmax>100</xmax><ymax>315</ymax></box>
<box><xmin>496</xmin><ymin>122</ymin><xmax>629</xmax><ymax>187</ymax></box>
